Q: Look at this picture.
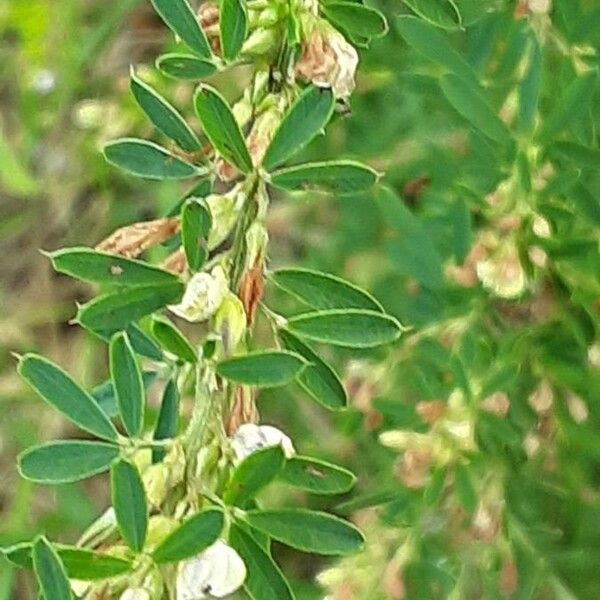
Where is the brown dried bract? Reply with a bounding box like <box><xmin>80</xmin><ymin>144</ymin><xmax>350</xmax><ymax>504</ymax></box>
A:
<box><xmin>161</xmin><ymin>247</ymin><xmax>188</xmax><ymax>275</ymax></box>
<box><xmin>226</xmin><ymin>386</ymin><xmax>259</xmax><ymax>436</ymax></box>
<box><xmin>238</xmin><ymin>264</ymin><xmax>264</xmax><ymax>326</ymax></box>
<box><xmin>96</xmin><ymin>218</ymin><xmax>180</xmax><ymax>258</ymax></box>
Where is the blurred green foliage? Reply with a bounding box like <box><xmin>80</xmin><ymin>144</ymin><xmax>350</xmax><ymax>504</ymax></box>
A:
<box><xmin>1</xmin><ymin>0</ymin><xmax>599</xmax><ymax>598</ymax></box>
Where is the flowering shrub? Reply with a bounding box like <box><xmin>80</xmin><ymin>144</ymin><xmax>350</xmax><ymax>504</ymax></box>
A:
<box><xmin>0</xmin><ymin>0</ymin><xmax>395</xmax><ymax>598</ymax></box>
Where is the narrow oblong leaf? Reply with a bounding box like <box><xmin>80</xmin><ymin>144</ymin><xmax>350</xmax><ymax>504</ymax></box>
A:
<box><xmin>263</xmin><ymin>86</ymin><xmax>335</xmax><ymax>172</ymax></box>
<box><xmin>130</xmin><ymin>71</ymin><xmax>201</xmax><ymax>152</ymax></box>
<box><xmin>216</xmin><ymin>351</ymin><xmax>306</xmax><ymax>387</ymax></box>
<box><xmin>322</xmin><ymin>2</ymin><xmax>388</xmax><ymax>40</ymax></box>
<box><xmin>182</xmin><ymin>198</ymin><xmax>212</xmax><ymax>272</ymax></box>
<box><xmin>18</xmin><ymin>441</ymin><xmax>119</xmax><ymax>484</ymax></box>
<box><xmin>103</xmin><ymin>139</ymin><xmax>203</xmax><ymax>180</ymax></box>
<box><xmin>224</xmin><ymin>446</ymin><xmax>285</xmax><ymax>505</ymax></box>
<box><xmin>194</xmin><ymin>84</ymin><xmax>253</xmax><ymax>173</ymax></box>
<box><xmin>517</xmin><ymin>36</ymin><xmax>542</xmax><ymax>135</ymax></box>
<box><xmin>152</xmin><ymin>379</ymin><xmax>180</xmax><ymax>463</ymax></box>
<box><xmin>32</xmin><ymin>537</ymin><xmax>72</xmax><ymax>600</ymax></box>
<box><xmin>243</xmin><ymin>509</ymin><xmax>365</xmax><ymax>556</ymax></box>
<box><xmin>151</xmin><ymin>316</ymin><xmax>197</xmax><ymax>363</ymax></box>
<box><xmin>47</xmin><ymin>247</ymin><xmax>180</xmax><ymax>288</ymax></box>
<box><xmin>18</xmin><ymin>354</ymin><xmax>118</xmax><ymax>442</ymax></box>
<box><xmin>440</xmin><ymin>74</ymin><xmax>512</xmax><ymax>145</ymax></box>
<box><xmin>538</xmin><ymin>71</ymin><xmax>597</xmax><ymax>143</ymax></box>
<box><xmin>400</xmin><ymin>0</ymin><xmax>461</xmax><ymax>29</ymax></box>
<box><xmin>286</xmin><ymin>309</ymin><xmax>402</xmax><ymax>348</ymax></box>
<box><xmin>77</xmin><ymin>282</ymin><xmax>184</xmax><ymax>332</ymax></box>
<box><xmin>111</xmin><ymin>459</ymin><xmax>148</xmax><ymax>553</ymax></box>
<box><xmin>109</xmin><ymin>332</ymin><xmax>145</xmax><ymax>437</ymax></box>
<box><xmin>92</xmin><ymin>371</ymin><xmax>157</xmax><ymax>419</ymax></box>
<box><xmin>271</xmin><ymin>268</ymin><xmax>383</xmax><ymax>312</ymax></box>
<box><xmin>396</xmin><ymin>16</ymin><xmax>476</xmax><ymax>83</ymax></box>
<box><xmin>151</xmin><ymin>0</ymin><xmax>212</xmax><ymax>58</ymax></box>
<box><xmin>229</xmin><ymin>524</ymin><xmax>295</xmax><ymax>600</ymax></box>
<box><xmin>269</xmin><ymin>160</ymin><xmax>379</xmax><ymax>195</ymax></box>
<box><xmin>127</xmin><ymin>324</ymin><xmax>164</xmax><ymax>361</ymax></box>
<box><xmin>58</xmin><ymin>548</ymin><xmax>132</xmax><ymax>580</ymax></box>
<box><xmin>278</xmin><ymin>456</ymin><xmax>356</xmax><ymax>495</ymax></box>
<box><xmin>220</xmin><ymin>0</ymin><xmax>247</xmax><ymax>62</ymax></box>
<box><xmin>152</xmin><ymin>508</ymin><xmax>224</xmax><ymax>564</ymax></box>
<box><xmin>278</xmin><ymin>329</ymin><xmax>347</xmax><ymax>410</ymax></box>
<box><xmin>156</xmin><ymin>54</ymin><xmax>218</xmax><ymax>80</ymax></box>
<box><xmin>1</xmin><ymin>543</ymin><xmax>33</xmax><ymax>569</ymax></box>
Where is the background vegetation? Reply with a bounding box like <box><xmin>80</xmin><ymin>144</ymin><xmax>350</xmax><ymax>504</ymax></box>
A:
<box><xmin>1</xmin><ymin>0</ymin><xmax>599</xmax><ymax>598</ymax></box>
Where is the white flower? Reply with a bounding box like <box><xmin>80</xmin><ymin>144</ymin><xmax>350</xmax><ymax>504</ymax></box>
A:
<box><xmin>168</xmin><ymin>266</ymin><xmax>228</xmax><ymax>322</ymax></box>
<box><xmin>476</xmin><ymin>244</ymin><xmax>526</xmax><ymax>299</ymax></box>
<box><xmin>120</xmin><ymin>589</ymin><xmax>151</xmax><ymax>600</ymax></box>
<box><xmin>176</xmin><ymin>540</ymin><xmax>246</xmax><ymax>600</ymax></box>
<box><xmin>230</xmin><ymin>423</ymin><xmax>296</xmax><ymax>464</ymax></box>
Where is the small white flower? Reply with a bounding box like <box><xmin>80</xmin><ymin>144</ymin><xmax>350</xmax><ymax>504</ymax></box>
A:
<box><xmin>168</xmin><ymin>266</ymin><xmax>228</xmax><ymax>323</ymax></box>
<box><xmin>230</xmin><ymin>423</ymin><xmax>296</xmax><ymax>464</ymax></box>
<box><xmin>120</xmin><ymin>589</ymin><xmax>151</xmax><ymax>600</ymax></box>
<box><xmin>476</xmin><ymin>244</ymin><xmax>526</xmax><ymax>299</ymax></box>
<box><xmin>177</xmin><ymin>540</ymin><xmax>246</xmax><ymax>600</ymax></box>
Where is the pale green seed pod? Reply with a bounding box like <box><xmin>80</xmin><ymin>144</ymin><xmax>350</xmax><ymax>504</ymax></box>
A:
<box><xmin>241</xmin><ymin>27</ymin><xmax>278</xmax><ymax>56</ymax></box>
<box><xmin>213</xmin><ymin>292</ymin><xmax>247</xmax><ymax>355</ymax></box>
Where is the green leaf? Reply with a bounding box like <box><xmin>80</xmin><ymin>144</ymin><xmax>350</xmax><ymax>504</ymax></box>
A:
<box><xmin>46</xmin><ymin>548</ymin><xmax>132</xmax><ymax>580</ymax></box>
<box><xmin>224</xmin><ymin>446</ymin><xmax>285</xmax><ymax>505</ymax></box>
<box><xmin>151</xmin><ymin>0</ymin><xmax>212</xmax><ymax>58</ymax></box>
<box><xmin>92</xmin><ymin>371</ymin><xmax>157</xmax><ymax>419</ymax></box>
<box><xmin>396</xmin><ymin>16</ymin><xmax>476</xmax><ymax>83</ymax></box>
<box><xmin>151</xmin><ymin>316</ymin><xmax>197</xmax><ymax>363</ymax></box>
<box><xmin>1</xmin><ymin>543</ymin><xmax>33</xmax><ymax>569</ymax></box>
<box><xmin>322</xmin><ymin>2</ymin><xmax>388</xmax><ymax>40</ymax></box>
<box><xmin>377</xmin><ymin>186</ymin><xmax>444</xmax><ymax>288</ymax></box>
<box><xmin>440</xmin><ymin>74</ymin><xmax>512</xmax><ymax>145</ymax></box>
<box><xmin>130</xmin><ymin>71</ymin><xmax>201</xmax><ymax>152</ymax></box>
<box><xmin>194</xmin><ymin>84</ymin><xmax>253</xmax><ymax>173</ymax></box>
<box><xmin>550</xmin><ymin>141</ymin><xmax>600</xmax><ymax>170</ymax></box>
<box><xmin>156</xmin><ymin>53</ymin><xmax>218</xmax><ymax>80</ymax></box>
<box><xmin>278</xmin><ymin>329</ymin><xmax>347</xmax><ymax>410</ymax></box>
<box><xmin>152</xmin><ymin>379</ymin><xmax>180</xmax><ymax>463</ymax></box>
<box><xmin>77</xmin><ymin>282</ymin><xmax>183</xmax><ymax>332</ymax></box>
<box><xmin>18</xmin><ymin>441</ymin><xmax>119</xmax><ymax>484</ymax></box>
<box><xmin>18</xmin><ymin>354</ymin><xmax>118</xmax><ymax>442</ymax></box>
<box><xmin>285</xmin><ymin>309</ymin><xmax>402</xmax><ymax>348</ymax></box>
<box><xmin>103</xmin><ymin>138</ymin><xmax>203</xmax><ymax>180</ymax></box>
<box><xmin>263</xmin><ymin>86</ymin><xmax>335</xmax><ymax>172</ymax></box>
<box><xmin>182</xmin><ymin>197</ymin><xmax>212</xmax><ymax>271</ymax></box>
<box><xmin>216</xmin><ymin>351</ymin><xmax>306</xmax><ymax>387</ymax></box>
<box><xmin>538</xmin><ymin>72</ymin><xmax>597</xmax><ymax>143</ymax></box>
<box><xmin>109</xmin><ymin>332</ymin><xmax>145</xmax><ymax>437</ymax></box>
<box><xmin>111</xmin><ymin>459</ymin><xmax>148</xmax><ymax>553</ymax></box>
<box><xmin>152</xmin><ymin>508</ymin><xmax>224</xmax><ymax>564</ymax></box>
<box><xmin>278</xmin><ymin>456</ymin><xmax>356</xmax><ymax>495</ymax></box>
<box><xmin>220</xmin><ymin>0</ymin><xmax>247</xmax><ymax>62</ymax></box>
<box><xmin>400</xmin><ymin>0</ymin><xmax>461</xmax><ymax>29</ymax></box>
<box><xmin>517</xmin><ymin>36</ymin><xmax>542</xmax><ymax>135</ymax></box>
<box><xmin>229</xmin><ymin>524</ymin><xmax>295</xmax><ymax>600</ymax></box>
<box><xmin>127</xmin><ymin>324</ymin><xmax>164</xmax><ymax>361</ymax></box>
<box><xmin>271</xmin><ymin>267</ymin><xmax>383</xmax><ymax>312</ymax></box>
<box><xmin>269</xmin><ymin>160</ymin><xmax>379</xmax><ymax>195</ymax></box>
<box><xmin>47</xmin><ymin>247</ymin><xmax>180</xmax><ymax>288</ymax></box>
<box><xmin>32</xmin><ymin>537</ymin><xmax>72</xmax><ymax>600</ymax></box>
<box><xmin>243</xmin><ymin>509</ymin><xmax>365</xmax><ymax>556</ymax></box>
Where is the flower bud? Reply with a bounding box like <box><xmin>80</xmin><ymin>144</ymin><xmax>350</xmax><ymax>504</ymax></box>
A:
<box><xmin>587</xmin><ymin>343</ymin><xmax>600</xmax><ymax>368</ymax></box>
<box><xmin>476</xmin><ymin>242</ymin><xmax>526</xmax><ymax>298</ymax></box>
<box><xmin>532</xmin><ymin>215</ymin><xmax>551</xmax><ymax>238</ymax></box>
<box><xmin>528</xmin><ymin>380</ymin><xmax>553</xmax><ymax>414</ymax></box>
<box><xmin>213</xmin><ymin>292</ymin><xmax>247</xmax><ymax>354</ymax></box>
<box><xmin>241</xmin><ymin>27</ymin><xmax>278</xmax><ymax>56</ymax></box>
<box><xmin>566</xmin><ymin>392</ymin><xmax>588</xmax><ymax>424</ymax></box>
<box><xmin>145</xmin><ymin>515</ymin><xmax>180</xmax><ymax>549</ymax></box>
<box><xmin>177</xmin><ymin>540</ymin><xmax>247</xmax><ymax>599</ymax></box>
<box><xmin>528</xmin><ymin>245</ymin><xmax>548</xmax><ymax>268</ymax></box>
<box><xmin>528</xmin><ymin>0</ymin><xmax>551</xmax><ymax>15</ymax></box>
<box><xmin>481</xmin><ymin>391</ymin><xmax>510</xmax><ymax>417</ymax></box>
<box><xmin>205</xmin><ymin>186</ymin><xmax>245</xmax><ymax>248</ymax></box>
<box><xmin>143</xmin><ymin>463</ymin><xmax>169</xmax><ymax>507</ymax></box>
<box><xmin>168</xmin><ymin>266</ymin><xmax>229</xmax><ymax>322</ymax></box>
<box><xmin>230</xmin><ymin>423</ymin><xmax>295</xmax><ymax>463</ymax></box>
<box><xmin>70</xmin><ymin>580</ymin><xmax>90</xmax><ymax>598</ymax></box>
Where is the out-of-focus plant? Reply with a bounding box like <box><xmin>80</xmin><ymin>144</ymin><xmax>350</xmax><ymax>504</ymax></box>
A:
<box><xmin>313</xmin><ymin>0</ymin><xmax>600</xmax><ymax>598</ymax></box>
<box><xmin>0</xmin><ymin>0</ymin><xmax>400</xmax><ymax>598</ymax></box>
